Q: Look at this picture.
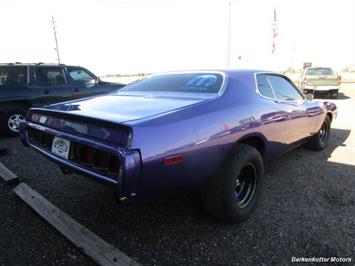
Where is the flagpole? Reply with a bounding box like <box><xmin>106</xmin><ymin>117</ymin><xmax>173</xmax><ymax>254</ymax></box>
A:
<box><xmin>272</xmin><ymin>7</ymin><xmax>277</xmax><ymax>55</ymax></box>
<box><xmin>271</xmin><ymin>6</ymin><xmax>278</xmax><ymax>70</ymax></box>
<box><xmin>227</xmin><ymin>0</ymin><xmax>232</xmax><ymax>67</ymax></box>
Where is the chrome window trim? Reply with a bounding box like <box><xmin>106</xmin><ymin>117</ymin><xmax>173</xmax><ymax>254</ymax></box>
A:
<box><xmin>255</xmin><ymin>73</ymin><xmax>276</xmax><ymax>100</ymax></box>
<box><xmin>265</xmin><ymin>76</ymin><xmax>276</xmax><ymax>99</ymax></box>
<box><xmin>254</xmin><ymin>72</ymin><xmax>305</xmax><ymax>104</ymax></box>
<box><xmin>120</xmin><ymin>70</ymin><xmax>228</xmax><ymax>99</ymax></box>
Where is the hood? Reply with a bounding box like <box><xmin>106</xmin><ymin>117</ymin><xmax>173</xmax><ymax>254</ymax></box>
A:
<box><xmin>99</xmin><ymin>80</ymin><xmax>125</xmax><ymax>87</ymax></box>
<box><xmin>44</xmin><ymin>93</ymin><xmax>208</xmax><ymax>124</ymax></box>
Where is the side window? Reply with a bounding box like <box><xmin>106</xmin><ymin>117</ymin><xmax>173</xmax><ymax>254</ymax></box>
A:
<box><xmin>0</xmin><ymin>66</ymin><xmax>27</xmax><ymax>87</ymax></box>
<box><xmin>256</xmin><ymin>74</ymin><xmax>274</xmax><ymax>98</ymax></box>
<box><xmin>67</xmin><ymin>68</ymin><xmax>95</xmax><ymax>84</ymax></box>
<box><xmin>267</xmin><ymin>75</ymin><xmax>303</xmax><ymax>101</ymax></box>
<box><xmin>36</xmin><ymin>68</ymin><xmax>66</xmax><ymax>86</ymax></box>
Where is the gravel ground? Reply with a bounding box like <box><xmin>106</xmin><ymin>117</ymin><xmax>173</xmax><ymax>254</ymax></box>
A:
<box><xmin>0</xmin><ymin>86</ymin><xmax>354</xmax><ymax>266</ymax></box>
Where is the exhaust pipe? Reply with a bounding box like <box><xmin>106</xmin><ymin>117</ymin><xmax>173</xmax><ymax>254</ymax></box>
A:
<box><xmin>112</xmin><ymin>190</ymin><xmax>130</xmax><ymax>204</ymax></box>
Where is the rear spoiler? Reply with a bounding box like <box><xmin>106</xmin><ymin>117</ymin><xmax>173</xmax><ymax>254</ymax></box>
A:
<box><xmin>27</xmin><ymin>108</ymin><xmax>132</xmax><ymax>148</ymax></box>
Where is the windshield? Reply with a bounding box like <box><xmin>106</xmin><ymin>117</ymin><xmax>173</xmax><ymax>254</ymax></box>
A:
<box><xmin>306</xmin><ymin>68</ymin><xmax>334</xmax><ymax>76</ymax></box>
<box><xmin>119</xmin><ymin>73</ymin><xmax>224</xmax><ymax>94</ymax></box>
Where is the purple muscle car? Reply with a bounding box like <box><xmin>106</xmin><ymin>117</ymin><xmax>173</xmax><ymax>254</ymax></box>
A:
<box><xmin>19</xmin><ymin>69</ymin><xmax>337</xmax><ymax>223</ymax></box>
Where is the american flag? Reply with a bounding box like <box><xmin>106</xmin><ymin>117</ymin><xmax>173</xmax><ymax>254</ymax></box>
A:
<box><xmin>272</xmin><ymin>8</ymin><xmax>278</xmax><ymax>54</ymax></box>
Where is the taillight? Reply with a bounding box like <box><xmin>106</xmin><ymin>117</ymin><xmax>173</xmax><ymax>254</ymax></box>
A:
<box><xmin>97</xmin><ymin>151</ymin><xmax>110</xmax><ymax>168</ymax></box>
<box><xmin>303</xmin><ymin>76</ymin><xmax>309</xmax><ymax>85</ymax></box>
<box><xmin>72</xmin><ymin>142</ymin><xmax>120</xmax><ymax>177</ymax></box>
<box><xmin>85</xmin><ymin>147</ymin><xmax>95</xmax><ymax>163</ymax></box>
<box><xmin>28</xmin><ymin>127</ymin><xmax>120</xmax><ymax>179</ymax></box>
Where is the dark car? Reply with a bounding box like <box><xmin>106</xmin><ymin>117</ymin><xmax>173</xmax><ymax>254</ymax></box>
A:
<box><xmin>0</xmin><ymin>63</ymin><xmax>125</xmax><ymax>136</ymax></box>
<box><xmin>299</xmin><ymin>67</ymin><xmax>341</xmax><ymax>98</ymax></box>
<box><xmin>20</xmin><ymin>70</ymin><xmax>337</xmax><ymax>223</ymax></box>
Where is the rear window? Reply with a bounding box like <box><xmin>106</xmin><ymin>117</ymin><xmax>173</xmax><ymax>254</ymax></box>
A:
<box><xmin>306</xmin><ymin>68</ymin><xmax>334</xmax><ymax>75</ymax></box>
<box><xmin>0</xmin><ymin>66</ymin><xmax>27</xmax><ymax>87</ymax></box>
<box><xmin>120</xmin><ymin>73</ymin><xmax>224</xmax><ymax>94</ymax></box>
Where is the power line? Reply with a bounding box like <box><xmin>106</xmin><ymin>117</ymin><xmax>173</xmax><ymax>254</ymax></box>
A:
<box><xmin>51</xmin><ymin>16</ymin><xmax>61</xmax><ymax>64</ymax></box>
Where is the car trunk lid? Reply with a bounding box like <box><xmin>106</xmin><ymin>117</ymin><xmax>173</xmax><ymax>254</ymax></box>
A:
<box><xmin>42</xmin><ymin>93</ymin><xmax>209</xmax><ymax>124</ymax></box>
<box><xmin>306</xmin><ymin>74</ymin><xmax>339</xmax><ymax>86</ymax></box>
<box><xmin>27</xmin><ymin>93</ymin><xmax>210</xmax><ymax>146</ymax></box>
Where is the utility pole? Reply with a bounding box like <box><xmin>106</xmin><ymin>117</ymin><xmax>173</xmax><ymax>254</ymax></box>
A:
<box><xmin>51</xmin><ymin>16</ymin><xmax>61</xmax><ymax>64</ymax></box>
<box><xmin>226</xmin><ymin>0</ymin><xmax>232</xmax><ymax>67</ymax></box>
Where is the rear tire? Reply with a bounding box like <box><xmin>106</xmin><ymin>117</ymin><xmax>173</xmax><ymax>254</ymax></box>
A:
<box><xmin>0</xmin><ymin>106</ymin><xmax>27</xmax><ymax>137</ymax></box>
<box><xmin>201</xmin><ymin>144</ymin><xmax>264</xmax><ymax>224</ymax></box>
<box><xmin>307</xmin><ymin>116</ymin><xmax>331</xmax><ymax>150</ymax></box>
<box><xmin>331</xmin><ymin>90</ymin><xmax>339</xmax><ymax>99</ymax></box>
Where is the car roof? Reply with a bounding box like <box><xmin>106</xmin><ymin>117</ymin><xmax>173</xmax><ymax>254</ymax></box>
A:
<box><xmin>153</xmin><ymin>69</ymin><xmax>273</xmax><ymax>76</ymax></box>
<box><xmin>305</xmin><ymin>67</ymin><xmax>334</xmax><ymax>70</ymax></box>
<box><xmin>0</xmin><ymin>62</ymin><xmax>81</xmax><ymax>68</ymax></box>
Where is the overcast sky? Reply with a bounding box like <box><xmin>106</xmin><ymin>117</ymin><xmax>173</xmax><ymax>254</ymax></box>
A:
<box><xmin>1</xmin><ymin>0</ymin><xmax>355</xmax><ymax>75</ymax></box>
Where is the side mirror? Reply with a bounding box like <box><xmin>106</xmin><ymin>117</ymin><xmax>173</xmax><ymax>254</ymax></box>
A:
<box><xmin>305</xmin><ymin>93</ymin><xmax>313</xmax><ymax>101</ymax></box>
<box><xmin>96</xmin><ymin>77</ymin><xmax>101</xmax><ymax>84</ymax></box>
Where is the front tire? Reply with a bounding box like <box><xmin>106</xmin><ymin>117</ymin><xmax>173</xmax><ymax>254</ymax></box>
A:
<box><xmin>0</xmin><ymin>106</ymin><xmax>27</xmax><ymax>137</ymax></box>
<box><xmin>307</xmin><ymin>116</ymin><xmax>331</xmax><ymax>150</ymax></box>
<box><xmin>201</xmin><ymin>144</ymin><xmax>264</xmax><ymax>224</ymax></box>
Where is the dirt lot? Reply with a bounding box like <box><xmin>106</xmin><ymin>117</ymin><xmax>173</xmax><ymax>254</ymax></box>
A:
<box><xmin>0</xmin><ymin>86</ymin><xmax>354</xmax><ymax>266</ymax></box>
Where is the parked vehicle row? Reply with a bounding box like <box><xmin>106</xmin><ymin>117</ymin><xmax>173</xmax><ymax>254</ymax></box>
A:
<box><xmin>19</xmin><ymin>69</ymin><xmax>337</xmax><ymax>223</ymax></box>
<box><xmin>0</xmin><ymin>63</ymin><xmax>125</xmax><ymax>136</ymax></box>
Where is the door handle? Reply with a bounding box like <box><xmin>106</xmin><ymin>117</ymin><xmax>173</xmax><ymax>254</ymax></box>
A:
<box><xmin>41</xmin><ymin>89</ymin><xmax>49</xmax><ymax>95</ymax></box>
<box><xmin>72</xmin><ymin>87</ymin><xmax>79</xmax><ymax>92</ymax></box>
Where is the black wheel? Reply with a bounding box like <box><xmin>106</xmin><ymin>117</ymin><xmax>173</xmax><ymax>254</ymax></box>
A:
<box><xmin>307</xmin><ymin>116</ymin><xmax>331</xmax><ymax>150</ymax></box>
<box><xmin>201</xmin><ymin>144</ymin><xmax>264</xmax><ymax>224</ymax></box>
<box><xmin>331</xmin><ymin>90</ymin><xmax>339</xmax><ymax>99</ymax></box>
<box><xmin>0</xmin><ymin>106</ymin><xmax>27</xmax><ymax>137</ymax></box>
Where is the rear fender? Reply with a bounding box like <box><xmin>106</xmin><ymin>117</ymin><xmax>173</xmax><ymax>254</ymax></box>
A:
<box><xmin>120</xmin><ymin>149</ymin><xmax>142</xmax><ymax>198</ymax></box>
